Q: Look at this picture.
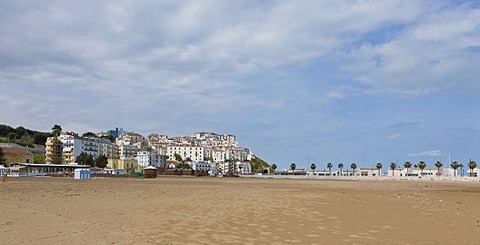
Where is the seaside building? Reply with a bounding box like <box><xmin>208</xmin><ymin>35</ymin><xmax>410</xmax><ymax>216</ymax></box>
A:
<box><xmin>45</xmin><ymin>136</ymin><xmax>62</xmax><ymax>164</ymax></box>
<box><xmin>167</xmin><ymin>145</ymin><xmax>205</xmax><ymax>162</ymax></box>
<box><xmin>137</xmin><ymin>150</ymin><xmax>165</xmax><ymax>168</ymax></box>
<box><xmin>1</xmin><ymin>147</ymin><xmax>33</xmax><ymax>166</ymax></box>
<box><xmin>236</xmin><ymin>161</ymin><xmax>252</xmax><ymax>175</ymax></box>
<box><xmin>188</xmin><ymin>161</ymin><xmax>213</xmax><ymax>173</ymax></box>
<box><xmin>388</xmin><ymin>168</ymin><xmax>440</xmax><ymax>177</ymax></box>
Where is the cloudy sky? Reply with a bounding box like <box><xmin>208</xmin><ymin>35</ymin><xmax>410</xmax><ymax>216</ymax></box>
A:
<box><xmin>1</xmin><ymin>0</ymin><xmax>479</xmax><ymax>170</ymax></box>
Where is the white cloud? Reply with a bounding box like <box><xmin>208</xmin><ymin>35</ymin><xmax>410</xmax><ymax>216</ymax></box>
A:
<box><xmin>388</xmin><ymin>133</ymin><xmax>401</xmax><ymax>140</ymax></box>
<box><xmin>408</xmin><ymin>150</ymin><xmax>442</xmax><ymax>157</ymax></box>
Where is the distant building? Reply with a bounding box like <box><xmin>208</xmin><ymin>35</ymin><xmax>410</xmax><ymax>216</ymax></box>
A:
<box><xmin>45</xmin><ymin>136</ymin><xmax>62</xmax><ymax>164</ymax></box>
<box><xmin>107</xmin><ymin>127</ymin><xmax>125</xmax><ymax>138</ymax></box>
<box><xmin>167</xmin><ymin>145</ymin><xmax>205</xmax><ymax>162</ymax></box>
<box><xmin>1</xmin><ymin>147</ymin><xmax>33</xmax><ymax>166</ymax></box>
<box><xmin>137</xmin><ymin>150</ymin><xmax>165</xmax><ymax>168</ymax></box>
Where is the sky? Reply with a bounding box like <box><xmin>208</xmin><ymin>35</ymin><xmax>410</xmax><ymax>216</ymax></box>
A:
<box><xmin>1</xmin><ymin>0</ymin><xmax>479</xmax><ymax>170</ymax></box>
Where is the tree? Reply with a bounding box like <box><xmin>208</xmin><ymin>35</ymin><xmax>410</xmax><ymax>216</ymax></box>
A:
<box><xmin>20</xmin><ymin>133</ymin><xmax>35</xmax><ymax>146</ymax></box>
<box><xmin>434</xmin><ymin>161</ymin><xmax>443</xmax><ymax>176</ymax></box>
<box><xmin>82</xmin><ymin>132</ymin><xmax>96</xmax><ymax>138</ymax></box>
<box><xmin>350</xmin><ymin>163</ymin><xmax>357</xmax><ymax>176</ymax></box>
<box><xmin>76</xmin><ymin>153</ymin><xmax>94</xmax><ymax>166</ymax></box>
<box><xmin>450</xmin><ymin>161</ymin><xmax>459</xmax><ymax>177</ymax></box>
<box><xmin>238</xmin><ymin>164</ymin><xmax>243</xmax><ymax>175</ymax></box>
<box><xmin>33</xmin><ymin>154</ymin><xmax>45</xmax><ymax>164</ymax></box>
<box><xmin>468</xmin><ymin>160</ymin><xmax>477</xmax><ymax>177</ymax></box>
<box><xmin>310</xmin><ymin>163</ymin><xmax>316</xmax><ymax>175</ymax></box>
<box><xmin>96</xmin><ymin>155</ymin><xmax>108</xmax><ymax>168</ymax></box>
<box><xmin>51</xmin><ymin>125</ymin><xmax>62</xmax><ymax>136</ymax></box>
<box><xmin>327</xmin><ymin>163</ymin><xmax>333</xmax><ymax>176</ymax></box>
<box><xmin>290</xmin><ymin>163</ymin><xmax>296</xmax><ymax>173</ymax></box>
<box><xmin>418</xmin><ymin>161</ymin><xmax>426</xmax><ymax>175</ymax></box>
<box><xmin>338</xmin><ymin>163</ymin><xmax>344</xmax><ymax>176</ymax></box>
<box><xmin>271</xmin><ymin>164</ymin><xmax>277</xmax><ymax>174</ymax></box>
<box><xmin>459</xmin><ymin>163</ymin><xmax>464</xmax><ymax>177</ymax></box>
<box><xmin>404</xmin><ymin>161</ymin><xmax>412</xmax><ymax>176</ymax></box>
<box><xmin>390</xmin><ymin>162</ymin><xmax>397</xmax><ymax>176</ymax></box>
<box><xmin>7</xmin><ymin>132</ymin><xmax>18</xmax><ymax>141</ymax></box>
<box><xmin>174</xmin><ymin>153</ymin><xmax>183</xmax><ymax>163</ymax></box>
<box><xmin>0</xmin><ymin>147</ymin><xmax>6</xmax><ymax>167</ymax></box>
<box><xmin>376</xmin><ymin>162</ymin><xmax>382</xmax><ymax>176</ymax></box>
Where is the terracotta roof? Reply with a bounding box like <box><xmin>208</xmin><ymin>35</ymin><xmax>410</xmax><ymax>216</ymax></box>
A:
<box><xmin>1</xmin><ymin>147</ymin><xmax>33</xmax><ymax>155</ymax></box>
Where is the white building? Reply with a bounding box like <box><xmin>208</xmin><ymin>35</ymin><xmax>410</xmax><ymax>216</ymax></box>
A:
<box><xmin>137</xmin><ymin>151</ymin><xmax>165</xmax><ymax>168</ymax></box>
<box><xmin>188</xmin><ymin>161</ymin><xmax>213</xmax><ymax>172</ymax></box>
<box><xmin>118</xmin><ymin>144</ymin><xmax>138</xmax><ymax>160</ymax></box>
<box><xmin>388</xmin><ymin>168</ymin><xmax>440</xmax><ymax>177</ymax></box>
<box><xmin>167</xmin><ymin>145</ymin><xmax>205</xmax><ymax>162</ymax></box>
<box><xmin>236</xmin><ymin>161</ymin><xmax>252</xmax><ymax>175</ymax></box>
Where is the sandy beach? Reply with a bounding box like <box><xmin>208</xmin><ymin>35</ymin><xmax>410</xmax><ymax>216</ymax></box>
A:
<box><xmin>1</xmin><ymin>177</ymin><xmax>480</xmax><ymax>244</ymax></box>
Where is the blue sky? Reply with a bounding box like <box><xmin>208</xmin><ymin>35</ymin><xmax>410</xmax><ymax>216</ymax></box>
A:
<box><xmin>1</xmin><ymin>1</ymin><xmax>479</xmax><ymax>170</ymax></box>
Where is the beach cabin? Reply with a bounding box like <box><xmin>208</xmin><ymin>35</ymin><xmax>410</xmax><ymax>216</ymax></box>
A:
<box><xmin>74</xmin><ymin>169</ymin><xmax>91</xmax><ymax>179</ymax></box>
<box><xmin>143</xmin><ymin>166</ymin><xmax>158</xmax><ymax>178</ymax></box>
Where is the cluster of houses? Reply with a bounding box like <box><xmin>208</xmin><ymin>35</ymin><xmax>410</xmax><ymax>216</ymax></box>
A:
<box><xmin>40</xmin><ymin>129</ymin><xmax>255</xmax><ymax>176</ymax></box>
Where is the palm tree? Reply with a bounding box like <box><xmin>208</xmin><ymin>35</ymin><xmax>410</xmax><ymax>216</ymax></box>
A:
<box><xmin>327</xmin><ymin>162</ymin><xmax>333</xmax><ymax>176</ymax></box>
<box><xmin>310</xmin><ymin>163</ymin><xmax>316</xmax><ymax>175</ymax></box>
<box><xmin>404</xmin><ymin>161</ymin><xmax>412</xmax><ymax>176</ymax></box>
<box><xmin>468</xmin><ymin>160</ymin><xmax>477</xmax><ymax>177</ymax></box>
<box><xmin>271</xmin><ymin>164</ymin><xmax>277</xmax><ymax>175</ymax></box>
<box><xmin>390</xmin><ymin>162</ymin><xmax>397</xmax><ymax>176</ymax></box>
<box><xmin>418</xmin><ymin>161</ymin><xmax>427</xmax><ymax>175</ymax></box>
<box><xmin>350</xmin><ymin>163</ymin><xmax>357</xmax><ymax>176</ymax></box>
<box><xmin>450</xmin><ymin>161</ymin><xmax>459</xmax><ymax>177</ymax></box>
<box><xmin>338</xmin><ymin>163</ymin><xmax>344</xmax><ymax>176</ymax></box>
<box><xmin>459</xmin><ymin>163</ymin><xmax>464</xmax><ymax>177</ymax></box>
<box><xmin>434</xmin><ymin>161</ymin><xmax>443</xmax><ymax>176</ymax></box>
<box><xmin>375</xmin><ymin>162</ymin><xmax>382</xmax><ymax>176</ymax></box>
<box><xmin>290</xmin><ymin>163</ymin><xmax>296</xmax><ymax>175</ymax></box>
<box><xmin>238</xmin><ymin>164</ymin><xmax>243</xmax><ymax>175</ymax></box>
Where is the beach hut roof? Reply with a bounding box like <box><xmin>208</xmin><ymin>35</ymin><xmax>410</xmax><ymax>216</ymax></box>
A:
<box><xmin>144</xmin><ymin>166</ymin><xmax>158</xmax><ymax>170</ymax></box>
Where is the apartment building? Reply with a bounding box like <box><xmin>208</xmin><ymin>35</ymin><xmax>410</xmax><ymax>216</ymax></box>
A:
<box><xmin>45</xmin><ymin>136</ymin><xmax>62</xmax><ymax>164</ymax></box>
<box><xmin>167</xmin><ymin>145</ymin><xmax>205</xmax><ymax>162</ymax></box>
<box><xmin>137</xmin><ymin>150</ymin><xmax>165</xmax><ymax>167</ymax></box>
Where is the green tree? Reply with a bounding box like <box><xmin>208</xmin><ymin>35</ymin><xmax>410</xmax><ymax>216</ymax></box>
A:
<box><xmin>390</xmin><ymin>162</ymin><xmax>397</xmax><ymax>176</ymax></box>
<box><xmin>82</xmin><ymin>132</ymin><xmax>96</xmax><ymax>138</ymax></box>
<box><xmin>376</xmin><ymin>162</ymin><xmax>382</xmax><ymax>176</ymax></box>
<box><xmin>310</xmin><ymin>163</ymin><xmax>316</xmax><ymax>175</ymax></box>
<box><xmin>350</xmin><ymin>163</ymin><xmax>357</xmax><ymax>176</ymax></box>
<box><xmin>7</xmin><ymin>132</ymin><xmax>18</xmax><ymax>141</ymax></box>
<box><xmin>468</xmin><ymin>160</ymin><xmax>477</xmax><ymax>177</ymax></box>
<box><xmin>33</xmin><ymin>154</ymin><xmax>45</xmax><ymax>164</ymax></box>
<box><xmin>418</xmin><ymin>161</ymin><xmax>426</xmax><ymax>175</ymax></box>
<box><xmin>0</xmin><ymin>147</ymin><xmax>6</xmax><ymax>167</ymax></box>
<box><xmin>51</xmin><ymin>124</ymin><xmax>62</xmax><ymax>136</ymax></box>
<box><xmin>96</xmin><ymin>155</ymin><xmax>108</xmax><ymax>168</ymax></box>
<box><xmin>450</xmin><ymin>161</ymin><xmax>459</xmax><ymax>177</ymax></box>
<box><xmin>459</xmin><ymin>163</ymin><xmax>464</xmax><ymax>177</ymax></box>
<box><xmin>76</xmin><ymin>153</ymin><xmax>94</xmax><ymax>166</ymax></box>
<box><xmin>327</xmin><ymin>162</ymin><xmax>333</xmax><ymax>176</ymax></box>
<box><xmin>404</xmin><ymin>161</ymin><xmax>412</xmax><ymax>176</ymax></box>
<box><xmin>434</xmin><ymin>161</ymin><xmax>443</xmax><ymax>176</ymax></box>
<box><xmin>290</xmin><ymin>163</ymin><xmax>296</xmax><ymax>173</ymax></box>
<box><xmin>174</xmin><ymin>153</ymin><xmax>183</xmax><ymax>163</ymax></box>
<box><xmin>271</xmin><ymin>163</ymin><xmax>277</xmax><ymax>174</ymax></box>
<box><xmin>338</xmin><ymin>163</ymin><xmax>344</xmax><ymax>176</ymax></box>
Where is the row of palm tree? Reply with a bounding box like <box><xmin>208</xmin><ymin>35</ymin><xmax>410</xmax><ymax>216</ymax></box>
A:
<box><xmin>287</xmin><ymin>160</ymin><xmax>477</xmax><ymax>177</ymax></box>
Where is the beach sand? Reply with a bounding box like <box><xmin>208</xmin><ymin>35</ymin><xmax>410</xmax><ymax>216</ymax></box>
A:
<box><xmin>1</xmin><ymin>177</ymin><xmax>479</xmax><ymax>244</ymax></box>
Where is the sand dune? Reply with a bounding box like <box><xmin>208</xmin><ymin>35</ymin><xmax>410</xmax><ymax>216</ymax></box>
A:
<box><xmin>1</xmin><ymin>177</ymin><xmax>479</xmax><ymax>244</ymax></box>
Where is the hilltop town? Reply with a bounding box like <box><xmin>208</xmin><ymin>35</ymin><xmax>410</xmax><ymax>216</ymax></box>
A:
<box><xmin>0</xmin><ymin>124</ymin><xmax>271</xmax><ymax>176</ymax></box>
